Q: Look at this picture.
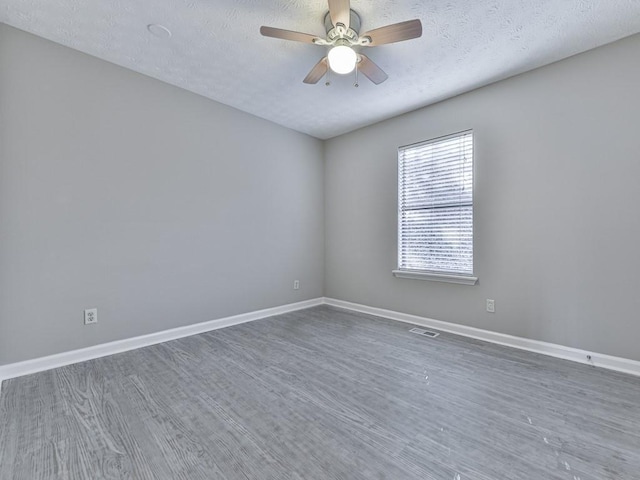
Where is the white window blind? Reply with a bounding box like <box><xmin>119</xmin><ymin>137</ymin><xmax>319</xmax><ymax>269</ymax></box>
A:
<box><xmin>397</xmin><ymin>130</ymin><xmax>474</xmax><ymax>277</ymax></box>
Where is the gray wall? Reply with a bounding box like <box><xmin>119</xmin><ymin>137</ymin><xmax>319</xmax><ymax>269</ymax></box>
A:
<box><xmin>3</xmin><ymin>22</ymin><xmax>640</xmax><ymax>366</ymax></box>
<box><xmin>0</xmin><ymin>24</ymin><xmax>324</xmax><ymax>364</ymax></box>
<box><xmin>325</xmin><ymin>33</ymin><xmax>640</xmax><ymax>362</ymax></box>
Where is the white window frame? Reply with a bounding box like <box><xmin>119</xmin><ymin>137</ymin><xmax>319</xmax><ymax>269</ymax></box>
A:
<box><xmin>393</xmin><ymin>130</ymin><xmax>477</xmax><ymax>285</ymax></box>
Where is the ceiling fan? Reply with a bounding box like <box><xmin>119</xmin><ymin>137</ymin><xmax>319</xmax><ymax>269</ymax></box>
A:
<box><xmin>260</xmin><ymin>0</ymin><xmax>422</xmax><ymax>85</ymax></box>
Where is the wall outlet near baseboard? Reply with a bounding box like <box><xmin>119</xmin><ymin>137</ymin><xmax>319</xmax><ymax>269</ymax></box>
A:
<box><xmin>293</xmin><ymin>280</ymin><xmax>300</xmax><ymax>290</ymax></box>
<box><xmin>486</xmin><ymin>299</ymin><xmax>495</xmax><ymax>313</ymax></box>
<box><xmin>84</xmin><ymin>308</ymin><xmax>98</xmax><ymax>325</ymax></box>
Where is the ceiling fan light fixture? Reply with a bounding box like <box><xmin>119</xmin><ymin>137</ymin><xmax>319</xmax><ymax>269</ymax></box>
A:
<box><xmin>328</xmin><ymin>45</ymin><xmax>357</xmax><ymax>74</ymax></box>
<box><xmin>260</xmin><ymin>1</ymin><xmax>423</xmax><ymax>85</ymax></box>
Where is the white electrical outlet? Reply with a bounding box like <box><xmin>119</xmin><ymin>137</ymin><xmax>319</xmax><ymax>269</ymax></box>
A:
<box><xmin>293</xmin><ymin>280</ymin><xmax>300</xmax><ymax>290</ymax></box>
<box><xmin>84</xmin><ymin>308</ymin><xmax>98</xmax><ymax>325</ymax></box>
<box><xmin>486</xmin><ymin>299</ymin><xmax>495</xmax><ymax>313</ymax></box>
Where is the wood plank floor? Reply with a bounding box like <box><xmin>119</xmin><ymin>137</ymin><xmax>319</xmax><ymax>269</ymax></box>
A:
<box><xmin>1</xmin><ymin>305</ymin><xmax>639</xmax><ymax>479</ymax></box>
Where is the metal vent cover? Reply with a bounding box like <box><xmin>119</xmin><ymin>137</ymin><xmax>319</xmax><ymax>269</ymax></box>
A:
<box><xmin>409</xmin><ymin>327</ymin><xmax>440</xmax><ymax>338</ymax></box>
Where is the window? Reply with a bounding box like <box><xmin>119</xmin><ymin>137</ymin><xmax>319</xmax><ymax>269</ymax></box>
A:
<box><xmin>393</xmin><ymin>130</ymin><xmax>477</xmax><ymax>285</ymax></box>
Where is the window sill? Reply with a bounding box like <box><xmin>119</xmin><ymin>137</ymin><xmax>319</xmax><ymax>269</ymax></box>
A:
<box><xmin>392</xmin><ymin>269</ymin><xmax>478</xmax><ymax>285</ymax></box>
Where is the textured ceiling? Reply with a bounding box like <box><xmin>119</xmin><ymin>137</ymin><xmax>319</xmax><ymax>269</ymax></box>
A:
<box><xmin>2</xmin><ymin>1</ymin><xmax>640</xmax><ymax>139</ymax></box>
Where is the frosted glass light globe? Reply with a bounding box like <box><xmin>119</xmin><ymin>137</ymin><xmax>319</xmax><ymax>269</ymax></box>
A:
<box><xmin>328</xmin><ymin>45</ymin><xmax>357</xmax><ymax>74</ymax></box>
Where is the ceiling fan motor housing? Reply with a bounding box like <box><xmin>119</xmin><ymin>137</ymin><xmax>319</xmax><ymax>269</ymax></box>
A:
<box><xmin>324</xmin><ymin>10</ymin><xmax>361</xmax><ymax>43</ymax></box>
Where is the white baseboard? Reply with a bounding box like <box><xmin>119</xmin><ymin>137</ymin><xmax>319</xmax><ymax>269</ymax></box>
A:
<box><xmin>0</xmin><ymin>298</ymin><xmax>324</xmax><ymax>392</ymax></box>
<box><xmin>2</xmin><ymin>295</ymin><xmax>638</xmax><ymax>397</ymax></box>
<box><xmin>324</xmin><ymin>297</ymin><xmax>640</xmax><ymax>378</ymax></box>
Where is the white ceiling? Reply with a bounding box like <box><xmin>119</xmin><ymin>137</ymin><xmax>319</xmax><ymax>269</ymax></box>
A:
<box><xmin>2</xmin><ymin>1</ymin><xmax>640</xmax><ymax>139</ymax></box>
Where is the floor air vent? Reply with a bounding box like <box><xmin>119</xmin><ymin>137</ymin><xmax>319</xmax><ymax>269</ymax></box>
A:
<box><xmin>409</xmin><ymin>327</ymin><xmax>440</xmax><ymax>338</ymax></box>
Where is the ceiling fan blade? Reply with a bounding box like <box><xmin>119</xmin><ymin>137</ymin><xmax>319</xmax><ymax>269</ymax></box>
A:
<box><xmin>303</xmin><ymin>57</ymin><xmax>328</xmax><ymax>84</ymax></box>
<box><xmin>328</xmin><ymin>0</ymin><xmax>351</xmax><ymax>29</ymax></box>
<box><xmin>360</xmin><ymin>19</ymin><xmax>422</xmax><ymax>46</ymax></box>
<box><xmin>358</xmin><ymin>55</ymin><xmax>388</xmax><ymax>84</ymax></box>
<box><xmin>260</xmin><ymin>26</ymin><xmax>320</xmax><ymax>44</ymax></box>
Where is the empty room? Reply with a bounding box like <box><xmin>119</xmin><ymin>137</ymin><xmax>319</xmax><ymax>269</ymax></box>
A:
<box><xmin>1</xmin><ymin>0</ymin><xmax>640</xmax><ymax>479</ymax></box>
